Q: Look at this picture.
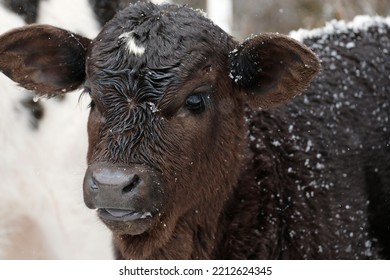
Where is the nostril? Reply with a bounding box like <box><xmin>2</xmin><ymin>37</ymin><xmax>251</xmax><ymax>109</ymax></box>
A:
<box><xmin>122</xmin><ymin>175</ymin><xmax>141</xmax><ymax>194</ymax></box>
<box><xmin>90</xmin><ymin>175</ymin><xmax>99</xmax><ymax>190</ymax></box>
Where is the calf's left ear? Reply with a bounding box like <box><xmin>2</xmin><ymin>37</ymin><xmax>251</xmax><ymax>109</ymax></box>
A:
<box><xmin>0</xmin><ymin>24</ymin><xmax>91</xmax><ymax>96</ymax></box>
<box><xmin>229</xmin><ymin>33</ymin><xmax>320</xmax><ymax>109</ymax></box>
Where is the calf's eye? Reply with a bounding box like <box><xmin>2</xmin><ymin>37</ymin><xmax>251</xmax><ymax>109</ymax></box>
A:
<box><xmin>185</xmin><ymin>94</ymin><xmax>205</xmax><ymax>114</ymax></box>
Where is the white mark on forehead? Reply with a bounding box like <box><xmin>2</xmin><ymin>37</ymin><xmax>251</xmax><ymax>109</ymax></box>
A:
<box><xmin>119</xmin><ymin>31</ymin><xmax>145</xmax><ymax>57</ymax></box>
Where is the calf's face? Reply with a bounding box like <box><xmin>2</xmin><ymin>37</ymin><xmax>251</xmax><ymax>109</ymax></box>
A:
<box><xmin>0</xmin><ymin>3</ymin><xmax>319</xmax><ymax>237</ymax></box>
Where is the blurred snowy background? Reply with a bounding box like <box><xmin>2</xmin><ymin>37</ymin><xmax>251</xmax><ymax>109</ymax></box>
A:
<box><xmin>175</xmin><ymin>0</ymin><xmax>390</xmax><ymax>38</ymax></box>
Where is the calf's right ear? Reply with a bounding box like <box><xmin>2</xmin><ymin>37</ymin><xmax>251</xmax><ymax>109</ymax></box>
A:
<box><xmin>0</xmin><ymin>24</ymin><xmax>91</xmax><ymax>96</ymax></box>
<box><xmin>229</xmin><ymin>33</ymin><xmax>320</xmax><ymax>109</ymax></box>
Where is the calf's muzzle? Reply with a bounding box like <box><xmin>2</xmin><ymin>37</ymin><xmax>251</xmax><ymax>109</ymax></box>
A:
<box><xmin>83</xmin><ymin>162</ymin><xmax>164</xmax><ymax>235</ymax></box>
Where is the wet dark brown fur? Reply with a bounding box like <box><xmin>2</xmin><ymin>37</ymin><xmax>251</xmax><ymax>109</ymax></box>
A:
<box><xmin>0</xmin><ymin>3</ymin><xmax>389</xmax><ymax>259</ymax></box>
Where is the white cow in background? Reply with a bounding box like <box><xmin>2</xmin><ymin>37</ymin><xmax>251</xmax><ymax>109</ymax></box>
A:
<box><xmin>0</xmin><ymin>0</ymin><xmax>112</xmax><ymax>259</ymax></box>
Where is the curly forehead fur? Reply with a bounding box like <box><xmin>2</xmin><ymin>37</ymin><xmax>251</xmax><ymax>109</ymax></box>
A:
<box><xmin>87</xmin><ymin>2</ymin><xmax>234</xmax><ymax>101</ymax></box>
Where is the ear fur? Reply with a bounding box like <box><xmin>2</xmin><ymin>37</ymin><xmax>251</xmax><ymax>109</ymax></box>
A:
<box><xmin>229</xmin><ymin>33</ymin><xmax>320</xmax><ymax>108</ymax></box>
<box><xmin>0</xmin><ymin>24</ymin><xmax>91</xmax><ymax>96</ymax></box>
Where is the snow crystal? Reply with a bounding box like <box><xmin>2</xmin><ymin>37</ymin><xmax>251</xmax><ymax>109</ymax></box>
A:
<box><xmin>229</xmin><ymin>71</ymin><xmax>243</xmax><ymax>84</ymax></box>
<box><xmin>305</xmin><ymin>192</ymin><xmax>314</xmax><ymax>199</ymax></box>
<box><xmin>234</xmin><ymin>75</ymin><xmax>243</xmax><ymax>83</ymax></box>
<box><xmin>345</xmin><ymin>42</ymin><xmax>356</xmax><ymax>49</ymax></box>
<box><xmin>33</xmin><ymin>94</ymin><xmax>49</xmax><ymax>102</ymax></box>
<box><xmin>194</xmin><ymin>8</ymin><xmax>208</xmax><ymax>19</ymax></box>
<box><xmin>290</xmin><ymin>15</ymin><xmax>390</xmax><ymax>42</ymax></box>
<box><xmin>230</xmin><ymin>48</ymin><xmax>238</xmax><ymax>55</ymax></box>
<box><xmin>140</xmin><ymin>212</ymin><xmax>152</xmax><ymax>219</ymax></box>
<box><xmin>305</xmin><ymin>140</ymin><xmax>313</xmax><ymax>152</ymax></box>
<box><xmin>147</xmin><ymin>102</ymin><xmax>159</xmax><ymax>113</ymax></box>
<box><xmin>271</xmin><ymin>140</ymin><xmax>282</xmax><ymax>147</ymax></box>
<box><xmin>329</xmin><ymin>63</ymin><xmax>337</xmax><ymax>70</ymax></box>
<box><xmin>316</xmin><ymin>163</ymin><xmax>325</xmax><ymax>170</ymax></box>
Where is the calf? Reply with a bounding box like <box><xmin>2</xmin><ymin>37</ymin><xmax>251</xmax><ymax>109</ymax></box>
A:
<box><xmin>0</xmin><ymin>3</ymin><xmax>389</xmax><ymax>259</ymax></box>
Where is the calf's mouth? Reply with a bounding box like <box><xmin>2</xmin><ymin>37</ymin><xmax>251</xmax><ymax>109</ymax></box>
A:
<box><xmin>99</xmin><ymin>208</ymin><xmax>153</xmax><ymax>221</ymax></box>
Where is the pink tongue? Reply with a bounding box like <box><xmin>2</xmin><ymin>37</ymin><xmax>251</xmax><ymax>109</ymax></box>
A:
<box><xmin>105</xmin><ymin>208</ymin><xmax>135</xmax><ymax>217</ymax></box>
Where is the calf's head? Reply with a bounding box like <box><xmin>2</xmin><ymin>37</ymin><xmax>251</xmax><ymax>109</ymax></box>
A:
<box><xmin>0</xmin><ymin>3</ymin><xmax>319</xmax><ymax>238</ymax></box>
